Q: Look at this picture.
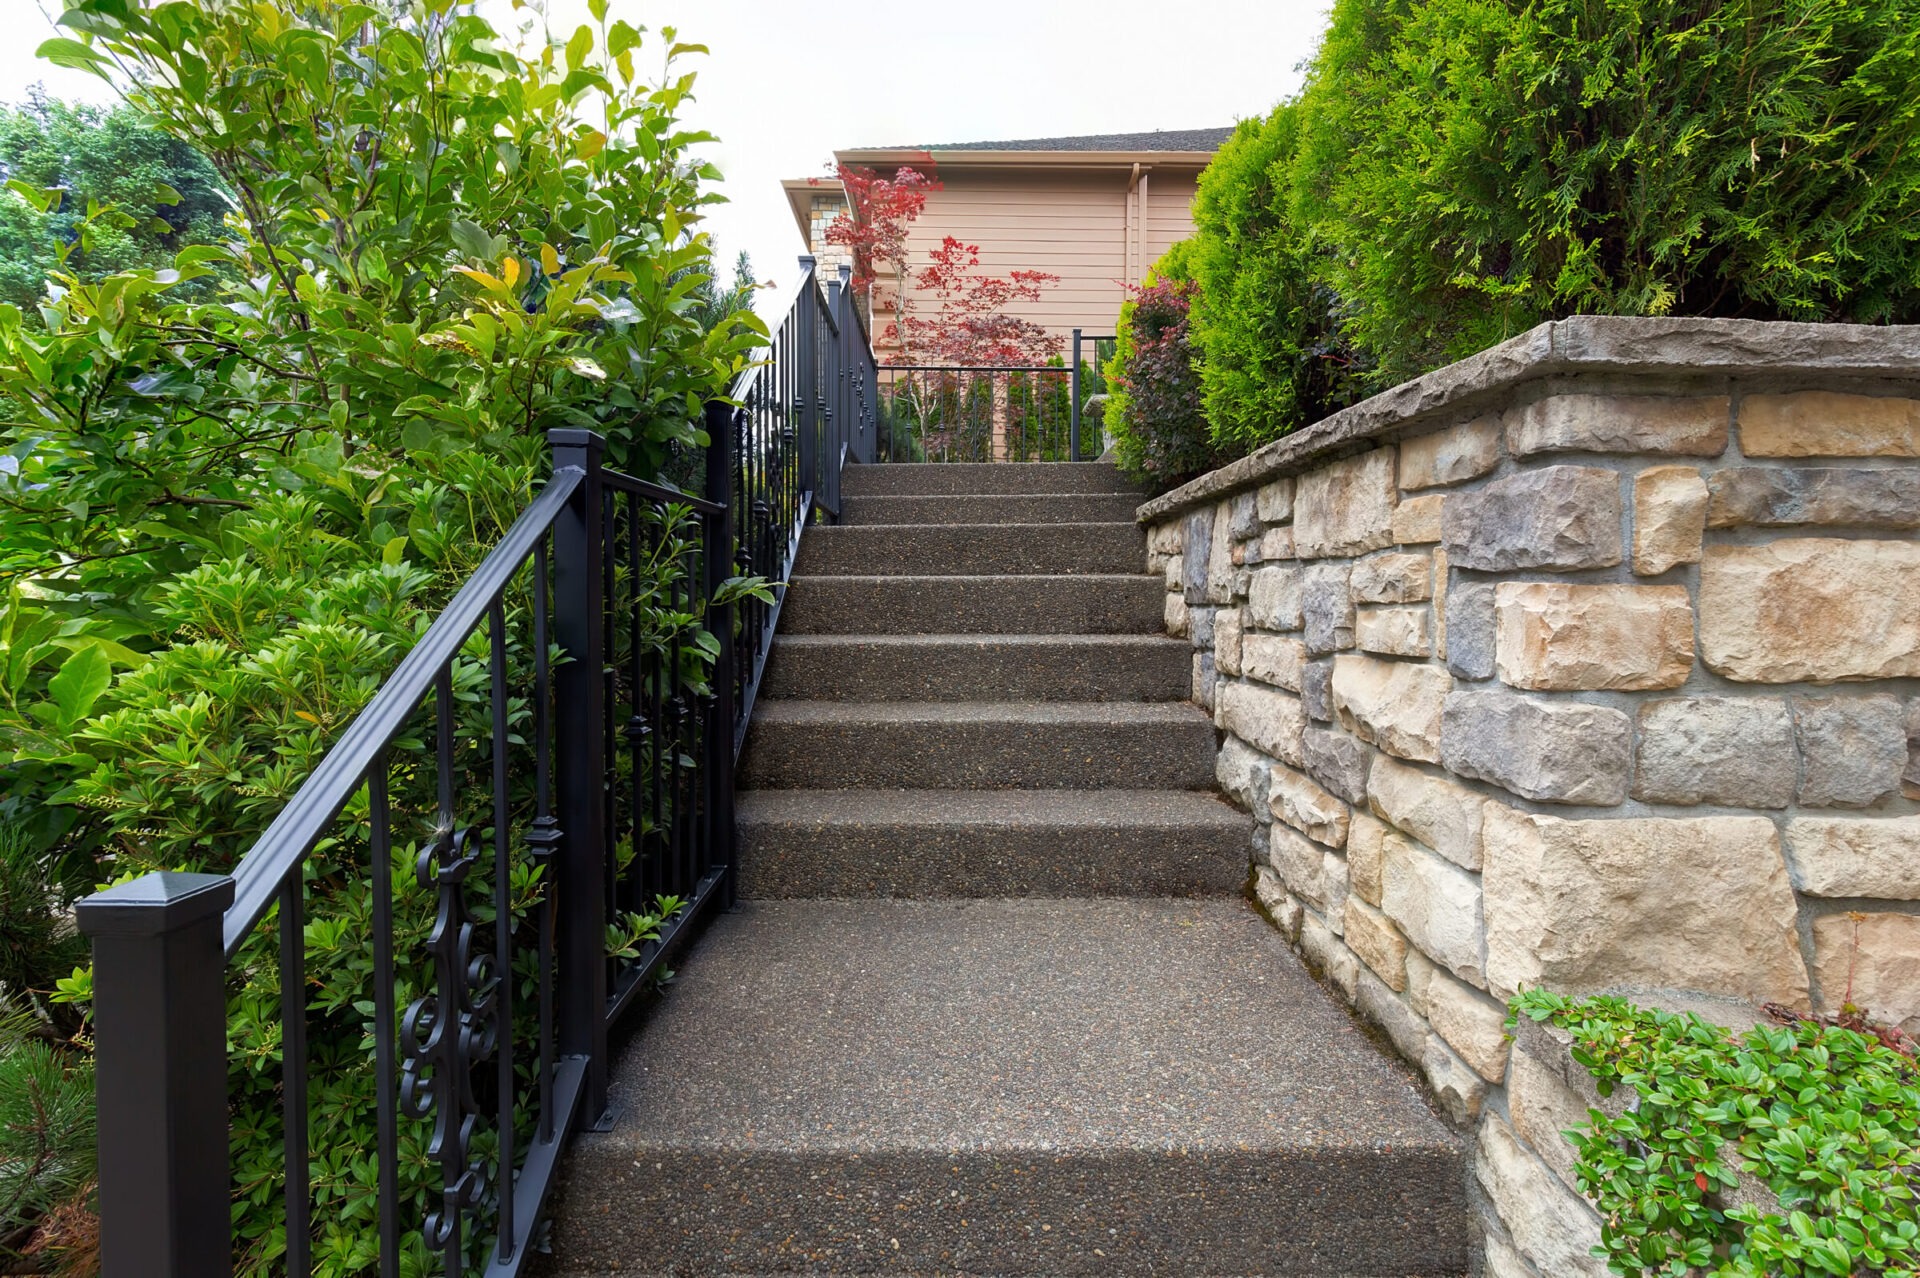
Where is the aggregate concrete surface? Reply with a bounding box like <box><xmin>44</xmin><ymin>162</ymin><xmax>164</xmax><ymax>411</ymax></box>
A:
<box><xmin>547</xmin><ymin>898</ymin><xmax>1470</xmax><ymax>1276</ymax></box>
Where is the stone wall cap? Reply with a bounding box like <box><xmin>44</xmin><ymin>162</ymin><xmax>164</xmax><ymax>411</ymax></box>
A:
<box><xmin>1136</xmin><ymin>316</ymin><xmax>1920</xmax><ymax>524</ymax></box>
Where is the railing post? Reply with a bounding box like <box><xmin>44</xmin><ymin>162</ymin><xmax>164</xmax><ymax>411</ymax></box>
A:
<box><xmin>548</xmin><ymin>428</ymin><xmax>610</xmax><ymax>1126</ymax></box>
<box><xmin>795</xmin><ymin>256</ymin><xmax>819</xmax><ymax>506</ymax></box>
<box><xmin>703</xmin><ymin>400</ymin><xmax>739</xmax><ymax>909</ymax></box>
<box><xmin>76</xmin><ymin>871</ymin><xmax>236</xmax><ymax>1278</ymax></box>
<box><xmin>1070</xmin><ymin>327</ymin><xmax>1083</xmax><ymax>462</ymax></box>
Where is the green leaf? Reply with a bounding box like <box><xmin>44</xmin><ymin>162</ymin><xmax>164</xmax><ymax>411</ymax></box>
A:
<box><xmin>35</xmin><ymin>37</ymin><xmax>106</xmax><ymax>73</ymax></box>
<box><xmin>565</xmin><ymin>24</ymin><xmax>594</xmax><ymax>71</ymax></box>
<box><xmin>381</xmin><ymin>535</ymin><xmax>409</xmax><ymax>565</ymax></box>
<box><xmin>48</xmin><ymin>644</ymin><xmax>111</xmax><ymax>725</ymax></box>
<box><xmin>400</xmin><ymin>419</ymin><xmax>435</xmax><ymax>452</ymax></box>
<box><xmin>153</xmin><ymin>181</ymin><xmax>183</xmax><ymax>207</ymax></box>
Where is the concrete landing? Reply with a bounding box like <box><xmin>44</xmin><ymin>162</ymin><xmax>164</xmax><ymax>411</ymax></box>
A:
<box><xmin>548</xmin><ymin>899</ymin><xmax>1470</xmax><ymax>1276</ymax></box>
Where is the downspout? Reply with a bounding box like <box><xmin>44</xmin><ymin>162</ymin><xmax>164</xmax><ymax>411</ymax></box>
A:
<box><xmin>1127</xmin><ymin>162</ymin><xmax>1143</xmax><ymax>284</ymax></box>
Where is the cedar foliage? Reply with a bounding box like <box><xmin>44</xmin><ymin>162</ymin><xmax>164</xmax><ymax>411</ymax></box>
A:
<box><xmin>1150</xmin><ymin>0</ymin><xmax>1920</xmax><ymax>466</ymax></box>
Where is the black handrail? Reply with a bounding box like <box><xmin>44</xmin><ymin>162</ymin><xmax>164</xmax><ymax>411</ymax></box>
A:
<box><xmin>76</xmin><ymin>255</ymin><xmax>881</xmax><ymax>1278</ymax></box>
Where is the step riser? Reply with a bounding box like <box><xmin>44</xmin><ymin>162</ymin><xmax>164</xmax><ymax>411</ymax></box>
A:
<box><xmin>549</xmin><ymin>1148</ymin><xmax>1471</xmax><ymax>1276</ymax></box>
<box><xmin>761</xmin><ymin>637</ymin><xmax>1191</xmax><ymax>702</ymax></box>
<box><xmin>778</xmin><ymin>575</ymin><xmax>1166</xmax><ymax>635</ymax></box>
<box><xmin>843</xmin><ymin>493</ymin><xmax>1142</xmax><ymax>525</ymax></box>
<box><xmin>737</xmin><ymin>821</ymin><xmax>1246</xmax><ymax>897</ymax></box>
<box><xmin>738</xmin><ymin>718</ymin><xmax>1218</xmax><ymax>790</ymax></box>
<box><xmin>842</xmin><ymin>462</ymin><xmax>1141</xmax><ymax>497</ymax></box>
<box><xmin>795</xmin><ymin>523</ymin><xmax>1145</xmax><ymax>577</ymax></box>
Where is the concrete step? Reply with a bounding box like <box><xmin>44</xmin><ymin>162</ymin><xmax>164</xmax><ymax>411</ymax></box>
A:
<box><xmin>761</xmin><ymin>634</ymin><xmax>1192</xmax><ymax>702</ymax></box>
<box><xmin>778</xmin><ymin>574</ymin><xmax>1166</xmax><ymax>636</ymax></box>
<box><xmin>735</xmin><ymin>789</ymin><xmax>1248</xmax><ymax>898</ymax></box>
<box><xmin>794</xmin><ymin>522</ymin><xmax>1145</xmax><ymax>577</ymax></box>
<box><xmin>737</xmin><ymin>700</ymin><xmax>1219</xmax><ymax>791</ymax></box>
<box><xmin>547</xmin><ymin>899</ymin><xmax>1470</xmax><ymax>1277</ymax></box>
<box><xmin>841</xmin><ymin>461</ymin><xmax>1141</xmax><ymax>497</ymax></box>
<box><xmin>842</xmin><ymin>492</ymin><xmax>1143</xmax><ymax>526</ymax></box>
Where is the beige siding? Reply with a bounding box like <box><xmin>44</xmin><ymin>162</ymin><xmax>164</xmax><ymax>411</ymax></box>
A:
<box><xmin>835</xmin><ymin>166</ymin><xmax>1203</xmax><ymax>359</ymax></box>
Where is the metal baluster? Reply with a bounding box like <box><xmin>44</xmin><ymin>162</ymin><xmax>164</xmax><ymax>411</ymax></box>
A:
<box><xmin>280</xmin><ymin>875</ymin><xmax>311</xmax><ymax>1278</ymax></box>
<box><xmin>525</xmin><ymin>537</ymin><xmax>559</xmax><ymax>1143</ymax></box>
<box><xmin>602</xmin><ymin>487</ymin><xmax>619</xmax><ymax>942</ymax></box>
<box><xmin>488</xmin><ymin>600</ymin><xmax>517</xmax><ymax>1260</ymax></box>
<box><xmin>626</xmin><ymin>498</ymin><xmax>649</xmax><ymax>912</ymax></box>
<box><xmin>369</xmin><ymin>762</ymin><xmax>401</xmax><ymax>1278</ymax></box>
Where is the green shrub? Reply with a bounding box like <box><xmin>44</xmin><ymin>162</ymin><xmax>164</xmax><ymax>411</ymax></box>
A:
<box><xmin>1180</xmin><ymin>0</ymin><xmax>1920</xmax><ymax>448</ymax></box>
<box><xmin>1104</xmin><ymin>243</ymin><xmax>1220</xmax><ymax>490</ymax></box>
<box><xmin>1513</xmin><ymin>990</ymin><xmax>1920</xmax><ymax>1277</ymax></box>
<box><xmin>1186</xmin><ymin>108</ymin><xmax>1359</xmax><ymax>453</ymax></box>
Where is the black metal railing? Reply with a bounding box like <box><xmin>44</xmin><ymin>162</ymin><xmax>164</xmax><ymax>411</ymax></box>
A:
<box><xmin>875</xmin><ymin>328</ymin><xmax>1117</xmax><ymax>464</ymax></box>
<box><xmin>76</xmin><ymin>257</ymin><xmax>871</xmax><ymax>1277</ymax></box>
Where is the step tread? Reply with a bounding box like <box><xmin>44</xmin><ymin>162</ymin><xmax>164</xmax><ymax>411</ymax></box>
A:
<box><xmin>737</xmin><ymin>787</ymin><xmax>1249</xmax><ymax>829</ymax></box>
<box><xmin>841</xmin><ymin>461</ymin><xmax>1143</xmax><ymax>497</ymax></box>
<box><xmin>769</xmin><ymin>632</ymin><xmax>1190</xmax><ymax>651</ymax></box>
<box><xmin>593</xmin><ymin>898</ymin><xmax>1454</xmax><ymax>1153</ymax></box>
<box><xmin>747</xmin><ymin>698</ymin><xmax>1212</xmax><ymax>727</ymax></box>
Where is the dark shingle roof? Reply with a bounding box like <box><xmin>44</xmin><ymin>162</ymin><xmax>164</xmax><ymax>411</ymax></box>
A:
<box><xmin>883</xmin><ymin>128</ymin><xmax>1235</xmax><ymax>154</ymax></box>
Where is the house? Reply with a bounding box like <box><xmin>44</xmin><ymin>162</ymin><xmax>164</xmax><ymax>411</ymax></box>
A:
<box><xmin>783</xmin><ymin>128</ymin><xmax>1231</xmax><ymax>360</ymax></box>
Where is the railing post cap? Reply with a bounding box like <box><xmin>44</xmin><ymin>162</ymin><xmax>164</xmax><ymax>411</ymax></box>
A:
<box><xmin>547</xmin><ymin>428</ymin><xmax>608</xmax><ymax>455</ymax></box>
<box><xmin>76</xmin><ymin>871</ymin><xmax>234</xmax><ymax>938</ymax></box>
<box><xmin>837</xmin><ymin>264</ymin><xmax>852</xmax><ymax>284</ymax></box>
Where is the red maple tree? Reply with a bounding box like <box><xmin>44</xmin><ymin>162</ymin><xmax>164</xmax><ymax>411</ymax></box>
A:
<box><xmin>890</xmin><ymin>236</ymin><xmax>1062</xmax><ymax>365</ymax></box>
<box><xmin>820</xmin><ymin>162</ymin><xmax>939</xmax><ymax>319</ymax></box>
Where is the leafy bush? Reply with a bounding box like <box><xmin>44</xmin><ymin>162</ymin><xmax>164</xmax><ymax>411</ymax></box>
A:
<box><xmin>1175</xmin><ymin>0</ymin><xmax>1920</xmax><ymax>450</ymax></box>
<box><xmin>0</xmin><ymin>0</ymin><xmax>763</xmax><ymax>1268</ymax></box>
<box><xmin>1514</xmin><ymin>990</ymin><xmax>1920</xmax><ymax>1277</ymax></box>
<box><xmin>1104</xmin><ymin>245</ymin><xmax>1220</xmax><ymax>489</ymax></box>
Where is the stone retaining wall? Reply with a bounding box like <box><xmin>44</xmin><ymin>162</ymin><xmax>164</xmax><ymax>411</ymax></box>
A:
<box><xmin>1137</xmin><ymin>316</ymin><xmax>1920</xmax><ymax>1277</ymax></box>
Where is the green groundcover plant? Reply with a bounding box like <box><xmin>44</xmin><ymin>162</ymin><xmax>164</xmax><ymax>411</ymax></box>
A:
<box><xmin>1112</xmin><ymin>0</ymin><xmax>1920</xmax><ymax>484</ymax></box>
<box><xmin>0</xmin><ymin>0</ymin><xmax>764</xmax><ymax>1271</ymax></box>
<box><xmin>1513</xmin><ymin>990</ymin><xmax>1920</xmax><ymax>1277</ymax></box>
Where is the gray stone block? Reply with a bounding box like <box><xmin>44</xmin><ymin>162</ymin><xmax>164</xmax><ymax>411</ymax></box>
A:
<box><xmin>1446</xmin><ymin>580</ymin><xmax>1497</xmax><ymax>679</ymax></box>
<box><xmin>1795</xmin><ymin>695</ymin><xmax>1907</xmax><ymax>808</ymax></box>
<box><xmin>1191</xmin><ymin>605</ymin><xmax>1216</xmax><ymax>650</ymax></box>
<box><xmin>1303</xmin><ymin>659</ymin><xmax>1335</xmax><ymax>723</ymax></box>
<box><xmin>1442</xmin><ymin>465</ymin><xmax>1623</xmax><ymax>571</ymax></box>
<box><xmin>1303</xmin><ymin>562</ymin><xmax>1356</xmax><ymax>656</ymax></box>
<box><xmin>1907</xmin><ymin>699</ymin><xmax>1920</xmax><ymax>789</ymax></box>
<box><xmin>1441</xmin><ymin>690</ymin><xmax>1631</xmax><ymax>805</ymax></box>
<box><xmin>1707</xmin><ymin>467</ymin><xmax>1920</xmax><ymax>530</ymax></box>
<box><xmin>1182</xmin><ymin>506</ymin><xmax>1214</xmax><ymax>604</ymax></box>
<box><xmin>1303</xmin><ymin>725</ymin><xmax>1371</xmax><ymax>806</ymax></box>
<box><xmin>1230</xmin><ymin>489</ymin><xmax>1262</xmax><ymax>540</ymax></box>
<box><xmin>1634</xmin><ymin>697</ymin><xmax>1796</xmax><ymax>808</ymax></box>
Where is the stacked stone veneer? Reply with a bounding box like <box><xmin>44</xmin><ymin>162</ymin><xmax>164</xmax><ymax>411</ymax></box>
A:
<box><xmin>1137</xmin><ymin>317</ymin><xmax>1920</xmax><ymax>1278</ymax></box>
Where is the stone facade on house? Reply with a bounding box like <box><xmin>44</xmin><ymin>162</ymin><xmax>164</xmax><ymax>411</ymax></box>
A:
<box><xmin>1138</xmin><ymin>316</ymin><xmax>1920</xmax><ymax>1277</ymax></box>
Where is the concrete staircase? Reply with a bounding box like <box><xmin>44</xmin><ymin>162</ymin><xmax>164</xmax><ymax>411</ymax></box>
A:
<box><xmin>548</xmin><ymin>463</ymin><xmax>1470</xmax><ymax>1276</ymax></box>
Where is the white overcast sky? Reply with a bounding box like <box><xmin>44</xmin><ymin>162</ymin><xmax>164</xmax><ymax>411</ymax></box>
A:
<box><xmin>2</xmin><ymin>0</ymin><xmax>1331</xmax><ymax>293</ymax></box>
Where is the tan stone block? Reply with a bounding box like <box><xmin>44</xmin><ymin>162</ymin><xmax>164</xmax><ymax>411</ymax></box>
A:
<box><xmin>1259</xmin><ymin>524</ymin><xmax>1295</xmax><ymax>561</ymax></box>
<box><xmin>1164</xmin><ymin>591</ymin><xmax>1189</xmax><ymax>638</ymax></box>
<box><xmin>1296</xmin><ymin>448</ymin><xmax>1396</xmax><ymax>558</ymax></box>
<box><xmin>1163</xmin><ymin>553</ymin><xmax>1182</xmax><ymax>592</ymax></box>
<box><xmin>1299</xmin><ymin>905</ymin><xmax>1358</xmax><ymax>999</ymax></box>
<box><xmin>1403</xmin><ymin>948</ymin><xmax>1436</xmax><ymax>1018</ymax></box>
<box><xmin>1381</xmin><ymin>831</ymin><xmax>1485</xmax><ymax>987</ymax></box>
<box><xmin>1324</xmin><ymin>850</ymin><xmax>1350</xmax><ymax>935</ymax></box>
<box><xmin>1368</xmin><ymin>755</ymin><xmax>1485</xmax><ymax>870</ymax></box>
<box><xmin>1247</xmin><ymin>565</ymin><xmax>1303</xmax><ymax>630</ymax></box>
<box><xmin>1269</xmin><ymin>823</ymin><xmax>1328</xmax><ymax>907</ymax></box>
<box><xmin>1331</xmin><ymin>654</ymin><xmax>1451</xmax><ymax>764</ymax></box>
<box><xmin>1785</xmin><ymin>816</ymin><xmax>1920</xmax><ymax>899</ymax></box>
<box><xmin>1348</xmin><ymin>811</ymin><xmax>1389</xmax><ymax>906</ymax></box>
<box><xmin>1482</xmin><ymin>1231</ymin><xmax>1534</xmax><ymax>1278</ymax></box>
<box><xmin>1433</xmin><ymin>548</ymin><xmax>1449</xmax><ymax>662</ymax></box>
<box><xmin>1811</xmin><ymin>912</ymin><xmax>1920</xmax><ymax>1035</ymax></box>
<box><xmin>1214</xmin><ymin>608</ymin><xmax>1244</xmax><ymax>678</ymax></box>
<box><xmin>1257</xmin><ymin>476</ymin><xmax>1295</xmax><ymax>523</ymax></box>
<box><xmin>1400</xmin><ymin>416</ymin><xmax>1502</xmax><ymax>490</ymax></box>
<box><xmin>1350</xmin><ymin>552</ymin><xmax>1433</xmax><ymax>604</ymax></box>
<box><xmin>1482</xmin><ymin>805</ymin><xmax>1809</xmax><ymax>1005</ymax></box>
<box><xmin>1508</xmin><ymin>393</ymin><xmax>1729</xmax><ymax>457</ymax></box>
<box><xmin>1242</xmin><ymin>633</ymin><xmax>1307</xmax><ymax>692</ymax></box>
<box><xmin>1216</xmin><ymin>681</ymin><xmax>1306</xmax><ymax>767</ymax></box>
<box><xmin>1253</xmin><ymin>865</ymin><xmax>1296</xmax><ymax>937</ymax></box>
<box><xmin>1700</xmin><ymin>539</ymin><xmax>1920</xmax><ymax>682</ymax></box>
<box><xmin>1344</xmin><ymin>898</ymin><xmax>1408</xmax><ymax>990</ymax></box>
<box><xmin>1216</xmin><ymin>736</ymin><xmax>1271</xmax><ymax>814</ymax></box>
<box><xmin>1633</xmin><ymin>465</ymin><xmax>1708</xmax><ymax>575</ymax></box>
<box><xmin>1206</xmin><ymin>498</ymin><xmax>1235</xmax><ymax>604</ymax></box>
<box><xmin>1426</xmin><ymin>966</ymin><xmax>1510</xmax><ymax>1082</ymax></box>
<box><xmin>1147</xmin><ymin>521</ymin><xmax>1183</xmax><ymax>555</ymax></box>
<box><xmin>1477</xmin><ymin>1115</ymin><xmax>1610</xmax><ymax>1278</ymax></box>
<box><xmin>1494</xmin><ymin>582</ymin><xmax>1694</xmax><ymax>691</ymax></box>
<box><xmin>1392</xmin><ymin>493</ymin><xmax>1445</xmax><ymax>544</ymax></box>
<box><xmin>1509</xmin><ymin>1044</ymin><xmax>1591</xmax><ymax>1194</ymax></box>
<box><xmin>1740</xmin><ymin>391</ymin><xmax>1920</xmax><ymax>458</ymax></box>
<box><xmin>1421</xmin><ymin>1035</ymin><xmax>1489</xmax><ymax>1124</ymax></box>
<box><xmin>1355</xmin><ymin>606</ymin><xmax>1433</xmax><ymax>658</ymax></box>
<box><xmin>1270</xmin><ymin>763</ymin><xmax>1351</xmax><ymax>848</ymax></box>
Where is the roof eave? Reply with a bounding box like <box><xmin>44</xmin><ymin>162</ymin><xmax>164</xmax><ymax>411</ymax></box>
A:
<box><xmin>833</xmin><ymin>147</ymin><xmax>1217</xmax><ymax>169</ymax></box>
